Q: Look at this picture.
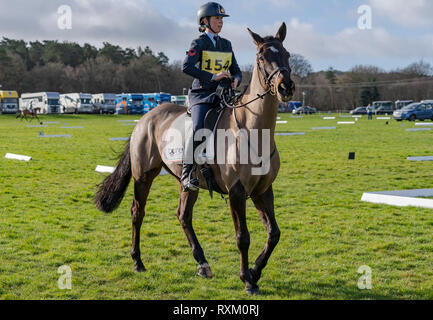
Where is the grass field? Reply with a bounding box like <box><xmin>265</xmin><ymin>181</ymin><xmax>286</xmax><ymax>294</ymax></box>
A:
<box><xmin>1</xmin><ymin>112</ymin><xmax>433</xmax><ymax>300</ymax></box>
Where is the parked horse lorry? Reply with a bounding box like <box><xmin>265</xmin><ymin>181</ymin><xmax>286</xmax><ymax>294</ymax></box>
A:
<box><xmin>92</xmin><ymin>93</ymin><xmax>116</xmax><ymax>114</ymax></box>
<box><xmin>0</xmin><ymin>90</ymin><xmax>19</xmax><ymax>114</ymax></box>
<box><xmin>20</xmin><ymin>92</ymin><xmax>61</xmax><ymax>114</ymax></box>
<box><xmin>59</xmin><ymin>93</ymin><xmax>93</xmax><ymax>113</ymax></box>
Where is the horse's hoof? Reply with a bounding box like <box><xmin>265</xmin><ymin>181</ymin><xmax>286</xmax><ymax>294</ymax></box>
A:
<box><xmin>134</xmin><ymin>262</ymin><xmax>146</xmax><ymax>272</ymax></box>
<box><xmin>245</xmin><ymin>286</ymin><xmax>260</xmax><ymax>295</ymax></box>
<box><xmin>197</xmin><ymin>263</ymin><xmax>213</xmax><ymax>278</ymax></box>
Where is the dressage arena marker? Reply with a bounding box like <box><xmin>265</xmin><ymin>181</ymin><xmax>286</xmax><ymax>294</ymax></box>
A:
<box><xmin>290</xmin><ymin>116</ymin><xmax>303</xmax><ymax>118</ymax></box>
<box><xmin>276</xmin><ymin>117</ymin><xmax>281</xmax><ymax>119</ymax></box>
<box><xmin>27</xmin><ymin>125</ymin><xmax>47</xmax><ymax>128</ymax></box>
<box><xmin>361</xmin><ymin>188</ymin><xmax>433</xmax><ymax>209</ymax></box>
<box><xmin>38</xmin><ymin>132</ymin><xmax>72</xmax><ymax>138</ymax></box>
<box><xmin>352</xmin><ymin>115</ymin><xmax>362</xmax><ymax>118</ymax></box>
<box><xmin>323</xmin><ymin>117</ymin><xmax>335</xmax><ymax>120</ymax></box>
<box><xmin>95</xmin><ymin>165</ymin><xmax>115</xmax><ymax>173</ymax></box>
<box><xmin>60</xmin><ymin>126</ymin><xmax>84</xmax><ymax>129</ymax></box>
<box><xmin>415</xmin><ymin>123</ymin><xmax>433</xmax><ymax>126</ymax></box>
<box><xmin>338</xmin><ymin>121</ymin><xmax>355</xmax><ymax>124</ymax></box>
<box><xmin>312</xmin><ymin>126</ymin><xmax>336</xmax><ymax>130</ymax></box>
<box><xmin>276</xmin><ymin>132</ymin><xmax>305</xmax><ymax>136</ymax></box>
<box><xmin>406</xmin><ymin>128</ymin><xmax>431</xmax><ymax>132</ymax></box>
<box><xmin>377</xmin><ymin>117</ymin><xmax>390</xmax><ymax>120</ymax></box>
<box><xmin>5</xmin><ymin>153</ymin><xmax>32</xmax><ymax>161</ymax></box>
<box><xmin>109</xmin><ymin>137</ymin><xmax>129</xmax><ymax>141</ymax></box>
<box><xmin>41</xmin><ymin>121</ymin><xmax>59</xmax><ymax>124</ymax></box>
<box><xmin>95</xmin><ymin>165</ymin><xmax>169</xmax><ymax>176</ymax></box>
<box><xmin>407</xmin><ymin>156</ymin><xmax>433</xmax><ymax>161</ymax></box>
<box><xmin>276</xmin><ymin>121</ymin><xmax>288</xmax><ymax>124</ymax></box>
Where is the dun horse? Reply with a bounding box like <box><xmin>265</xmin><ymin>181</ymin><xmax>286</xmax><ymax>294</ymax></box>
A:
<box><xmin>95</xmin><ymin>23</ymin><xmax>295</xmax><ymax>294</ymax></box>
<box><xmin>16</xmin><ymin>108</ymin><xmax>40</xmax><ymax>121</ymax></box>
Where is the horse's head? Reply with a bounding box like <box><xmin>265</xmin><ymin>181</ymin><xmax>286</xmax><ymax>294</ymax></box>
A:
<box><xmin>248</xmin><ymin>22</ymin><xmax>295</xmax><ymax>102</ymax></box>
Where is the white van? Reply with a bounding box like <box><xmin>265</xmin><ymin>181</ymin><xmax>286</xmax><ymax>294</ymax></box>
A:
<box><xmin>20</xmin><ymin>92</ymin><xmax>60</xmax><ymax>114</ymax></box>
<box><xmin>59</xmin><ymin>93</ymin><xmax>93</xmax><ymax>113</ymax></box>
<box><xmin>92</xmin><ymin>93</ymin><xmax>117</xmax><ymax>114</ymax></box>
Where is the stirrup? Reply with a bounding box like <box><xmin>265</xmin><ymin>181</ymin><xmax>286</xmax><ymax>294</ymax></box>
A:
<box><xmin>182</xmin><ymin>178</ymin><xmax>199</xmax><ymax>192</ymax></box>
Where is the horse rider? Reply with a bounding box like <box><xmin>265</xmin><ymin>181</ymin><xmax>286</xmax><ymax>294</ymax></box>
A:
<box><xmin>181</xmin><ymin>1</ymin><xmax>242</xmax><ymax>192</ymax></box>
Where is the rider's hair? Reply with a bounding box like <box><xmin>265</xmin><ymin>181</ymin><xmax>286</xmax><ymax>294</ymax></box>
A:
<box><xmin>198</xmin><ymin>16</ymin><xmax>209</xmax><ymax>32</ymax></box>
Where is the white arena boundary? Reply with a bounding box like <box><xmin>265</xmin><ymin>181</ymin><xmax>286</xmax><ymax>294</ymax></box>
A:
<box><xmin>5</xmin><ymin>153</ymin><xmax>32</xmax><ymax>161</ymax></box>
<box><xmin>407</xmin><ymin>156</ymin><xmax>433</xmax><ymax>161</ymax></box>
<box><xmin>415</xmin><ymin>123</ymin><xmax>433</xmax><ymax>126</ymax></box>
<box><xmin>312</xmin><ymin>126</ymin><xmax>336</xmax><ymax>130</ymax></box>
<box><xmin>95</xmin><ymin>165</ymin><xmax>169</xmax><ymax>176</ymax></box>
<box><xmin>361</xmin><ymin>189</ymin><xmax>433</xmax><ymax>209</ymax></box>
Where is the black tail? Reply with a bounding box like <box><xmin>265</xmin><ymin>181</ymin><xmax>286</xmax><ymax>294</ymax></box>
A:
<box><xmin>95</xmin><ymin>141</ymin><xmax>132</xmax><ymax>213</ymax></box>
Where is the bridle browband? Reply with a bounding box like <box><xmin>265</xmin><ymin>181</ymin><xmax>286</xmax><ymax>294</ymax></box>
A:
<box><xmin>223</xmin><ymin>42</ymin><xmax>289</xmax><ymax>109</ymax></box>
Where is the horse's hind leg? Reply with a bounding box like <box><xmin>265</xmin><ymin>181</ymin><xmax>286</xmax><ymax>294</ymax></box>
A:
<box><xmin>176</xmin><ymin>185</ymin><xmax>213</xmax><ymax>278</ymax></box>
<box><xmin>249</xmin><ymin>184</ymin><xmax>280</xmax><ymax>283</ymax></box>
<box><xmin>131</xmin><ymin>167</ymin><xmax>161</xmax><ymax>272</ymax></box>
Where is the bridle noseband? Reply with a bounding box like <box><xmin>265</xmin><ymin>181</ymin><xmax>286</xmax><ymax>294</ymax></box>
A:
<box><xmin>256</xmin><ymin>44</ymin><xmax>289</xmax><ymax>95</ymax></box>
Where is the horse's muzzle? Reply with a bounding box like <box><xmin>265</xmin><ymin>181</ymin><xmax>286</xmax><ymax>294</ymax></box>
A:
<box><xmin>277</xmin><ymin>80</ymin><xmax>295</xmax><ymax>102</ymax></box>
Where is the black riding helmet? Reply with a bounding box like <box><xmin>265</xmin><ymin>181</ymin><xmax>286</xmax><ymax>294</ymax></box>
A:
<box><xmin>197</xmin><ymin>2</ymin><xmax>229</xmax><ymax>32</ymax></box>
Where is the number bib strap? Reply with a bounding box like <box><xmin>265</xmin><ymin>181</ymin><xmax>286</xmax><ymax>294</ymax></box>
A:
<box><xmin>201</xmin><ymin>51</ymin><xmax>232</xmax><ymax>75</ymax></box>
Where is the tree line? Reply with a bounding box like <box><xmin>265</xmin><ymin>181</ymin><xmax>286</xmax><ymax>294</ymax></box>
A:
<box><xmin>1</xmin><ymin>37</ymin><xmax>432</xmax><ymax>110</ymax></box>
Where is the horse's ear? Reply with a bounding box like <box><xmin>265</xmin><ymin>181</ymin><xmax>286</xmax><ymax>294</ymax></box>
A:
<box><xmin>275</xmin><ymin>22</ymin><xmax>286</xmax><ymax>42</ymax></box>
<box><xmin>247</xmin><ymin>28</ymin><xmax>264</xmax><ymax>46</ymax></box>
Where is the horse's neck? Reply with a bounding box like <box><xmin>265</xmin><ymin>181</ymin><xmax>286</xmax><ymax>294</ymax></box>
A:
<box><xmin>235</xmin><ymin>64</ymin><xmax>279</xmax><ymax>133</ymax></box>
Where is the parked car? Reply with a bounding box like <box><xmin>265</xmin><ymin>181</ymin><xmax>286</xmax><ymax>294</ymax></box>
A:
<box><xmin>350</xmin><ymin>106</ymin><xmax>367</xmax><ymax>115</ymax></box>
<box><xmin>393</xmin><ymin>102</ymin><xmax>433</xmax><ymax>121</ymax></box>
<box><xmin>292</xmin><ymin>106</ymin><xmax>316</xmax><ymax>114</ymax></box>
<box><xmin>374</xmin><ymin>105</ymin><xmax>394</xmax><ymax>115</ymax></box>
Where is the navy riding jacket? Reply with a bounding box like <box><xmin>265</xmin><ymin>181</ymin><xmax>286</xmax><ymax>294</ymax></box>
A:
<box><xmin>182</xmin><ymin>33</ymin><xmax>242</xmax><ymax>108</ymax></box>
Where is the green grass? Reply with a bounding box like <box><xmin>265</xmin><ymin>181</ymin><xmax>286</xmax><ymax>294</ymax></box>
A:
<box><xmin>1</xmin><ymin>113</ymin><xmax>433</xmax><ymax>300</ymax></box>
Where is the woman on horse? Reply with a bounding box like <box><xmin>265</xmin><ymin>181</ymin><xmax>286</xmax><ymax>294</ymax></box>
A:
<box><xmin>181</xmin><ymin>1</ymin><xmax>243</xmax><ymax>192</ymax></box>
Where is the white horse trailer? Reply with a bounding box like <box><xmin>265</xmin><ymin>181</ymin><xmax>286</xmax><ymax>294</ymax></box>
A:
<box><xmin>19</xmin><ymin>92</ymin><xmax>61</xmax><ymax>114</ymax></box>
<box><xmin>92</xmin><ymin>93</ymin><xmax>117</xmax><ymax>114</ymax></box>
<box><xmin>59</xmin><ymin>93</ymin><xmax>93</xmax><ymax>113</ymax></box>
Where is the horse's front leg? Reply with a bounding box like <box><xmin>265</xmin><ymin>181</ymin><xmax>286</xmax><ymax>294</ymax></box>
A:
<box><xmin>249</xmin><ymin>185</ymin><xmax>280</xmax><ymax>283</ymax></box>
<box><xmin>176</xmin><ymin>185</ymin><xmax>213</xmax><ymax>278</ymax></box>
<box><xmin>229</xmin><ymin>181</ymin><xmax>259</xmax><ymax>294</ymax></box>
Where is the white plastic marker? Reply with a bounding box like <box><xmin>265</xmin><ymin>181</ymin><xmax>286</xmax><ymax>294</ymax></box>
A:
<box><xmin>5</xmin><ymin>153</ymin><xmax>32</xmax><ymax>161</ymax></box>
<box><xmin>352</xmin><ymin>115</ymin><xmax>362</xmax><ymax>118</ymax></box>
<box><xmin>95</xmin><ymin>165</ymin><xmax>115</xmax><ymax>173</ymax></box>
<box><xmin>276</xmin><ymin>132</ymin><xmax>305</xmax><ymax>136</ymax></box>
<box><xmin>323</xmin><ymin>117</ymin><xmax>335</xmax><ymax>120</ymax></box>
<box><xmin>38</xmin><ymin>132</ymin><xmax>72</xmax><ymax>138</ymax></box>
<box><xmin>406</xmin><ymin>128</ymin><xmax>431</xmax><ymax>132</ymax></box>
<box><xmin>338</xmin><ymin>121</ymin><xmax>355</xmax><ymax>124</ymax></box>
<box><xmin>377</xmin><ymin>117</ymin><xmax>390</xmax><ymax>120</ymax></box>
<box><xmin>95</xmin><ymin>165</ymin><xmax>170</xmax><ymax>176</ymax></box>
<box><xmin>312</xmin><ymin>127</ymin><xmax>336</xmax><ymax>130</ymax></box>
<box><xmin>361</xmin><ymin>188</ymin><xmax>433</xmax><ymax>209</ymax></box>
<box><xmin>27</xmin><ymin>125</ymin><xmax>47</xmax><ymax>127</ymax></box>
<box><xmin>276</xmin><ymin>121</ymin><xmax>288</xmax><ymax>124</ymax></box>
<box><xmin>109</xmin><ymin>137</ymin><xmax>129</xmax><ymax>141</ymax></box>
<box><xmin>415</xmin><ymin>123</ymin><xmax>433</xmax><ymax>126</ymax></box>
<box><xmin>60</xmin><ymin>126</ymin><xmax>84</xmax><ymax>129</ymax></box>
<box><xmin>42</xmin><ymin>121</ymin><xmax>59</xmax><ymax>124</ymax></box>
<box><xmin>407</xmin><ymin>156</ymin><xmax>433</xmax><ymax>161</ymax></box>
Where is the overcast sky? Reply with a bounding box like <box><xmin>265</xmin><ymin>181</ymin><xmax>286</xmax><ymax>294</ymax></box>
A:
<box><xmin>1</xmin><ymin>0</ymin><xmax>432</xmax><ymax>71</ymax></box>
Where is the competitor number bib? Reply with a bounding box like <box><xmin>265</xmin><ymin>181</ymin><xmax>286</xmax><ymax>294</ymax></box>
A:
<box><xmin>201</xmin><ymin>51</ymin><xmax>232</xmax><ymax>75</ymax></box>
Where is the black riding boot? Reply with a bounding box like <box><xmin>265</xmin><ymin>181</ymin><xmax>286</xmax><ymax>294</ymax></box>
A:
<box><xmin>181</xmin><ymin>140</ymin><xmax>200</xmax><ymax>192</ymax></box>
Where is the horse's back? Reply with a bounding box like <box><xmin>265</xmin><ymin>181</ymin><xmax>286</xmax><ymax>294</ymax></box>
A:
<box><xmin>130</xmin><ymin>103</ymin><xmax>186</xmax><ymax>179</ymax></box>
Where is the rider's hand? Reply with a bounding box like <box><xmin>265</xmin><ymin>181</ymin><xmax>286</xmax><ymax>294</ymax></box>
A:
<box><xmin>213</xmin><ymin>71</ymin><xmax>231</xmax><ymax>82</ymax></box>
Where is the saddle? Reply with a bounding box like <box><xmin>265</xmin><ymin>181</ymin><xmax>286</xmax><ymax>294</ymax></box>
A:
<box><xmin>186</xmin><ymin>100</ymin><xmax>227</xmax><ymax>197</ymax></box>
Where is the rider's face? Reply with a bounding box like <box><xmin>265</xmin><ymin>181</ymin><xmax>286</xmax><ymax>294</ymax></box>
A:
<box><xmin>205</xmin><ymin>16</ymin><xmax>223</xmax><ymax>34</ymax></box>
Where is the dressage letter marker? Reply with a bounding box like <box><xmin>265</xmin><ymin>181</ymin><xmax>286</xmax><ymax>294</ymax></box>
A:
<box><xmin>5</xmin><ymin>153</ymin><xmax>32</xmax><ymax>161</ymax></box>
